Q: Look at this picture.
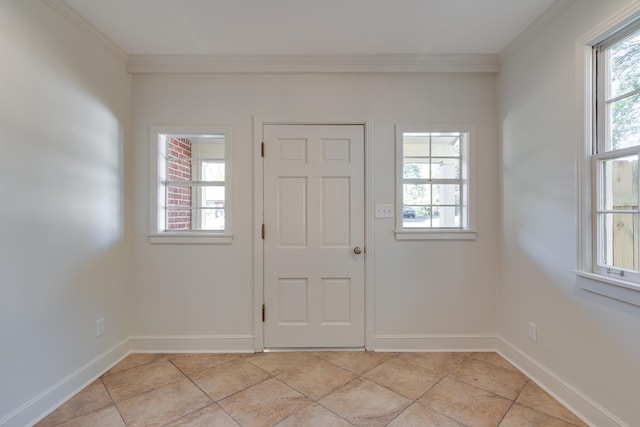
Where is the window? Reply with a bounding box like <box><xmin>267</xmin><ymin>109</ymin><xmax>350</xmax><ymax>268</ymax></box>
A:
<box><xmin>591</xmin><ymin>23</ymin><xmax>640</xmax><ymax>283</ymax></box>
<box><xmin>149</xmin><ymin>126</ymin><xmax>232</xmax><ymax>244</ymax></box>
<box><xmin>395</xmin><ymin>125</ymin><xmax>476</xmax><ymax>240</ymax></box>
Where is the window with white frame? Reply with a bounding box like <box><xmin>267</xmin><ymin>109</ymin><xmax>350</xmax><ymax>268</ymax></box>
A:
<box><xmin>591</xmin><ymin>22</ymin><xmax>640</xmax><ymax>283</ymax></box>
<box><xmin>149</xmin><ymin>126</ymin><xmax>232</xmax><ymax>244</ymax></box>
<box><xmin>395</xmin><ymin>125</ymin><xmax>476</xmax><ymax>240</ymax></box>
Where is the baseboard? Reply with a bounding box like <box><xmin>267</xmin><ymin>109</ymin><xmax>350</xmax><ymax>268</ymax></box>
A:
<box><xmin>129</xmin><ymin>334</ymin><xmax>255</xmax><ymax>353</ymax></box>
<box><xmin>371</xmin><ymin>334</ymin><xmax>498</xmax><ymax>351</ymax></box>
<box><xmin>0</xmin><ymin>339</ymin><xmax>130</xmax><ymax>427</ymax></box>
<box><xmin>496</xmin><ymin>336</ymin><xmax>627</xmax><ymax>427</ymax></box>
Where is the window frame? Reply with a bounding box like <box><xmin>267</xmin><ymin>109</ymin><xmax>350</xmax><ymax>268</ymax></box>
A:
<box><xmin>577</xmin><ymin>9</ymin><xmax>640</xmax><ymax>305</ymax></box>
<box><xmin>394</xmin><ymin>124</ymin><xmax>477</xmax><ymax>241</ymax></box>
<box><xmin>149</xmin><ymin>125</ymin><xmax>233</xmax><ymax>244</ymax></box>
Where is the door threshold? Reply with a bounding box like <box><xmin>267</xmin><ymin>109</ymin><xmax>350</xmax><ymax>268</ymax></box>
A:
<box><xmin>263</xmin><ymin>347</ymin><xmax>365</xmax><ymax>352</ymax></box>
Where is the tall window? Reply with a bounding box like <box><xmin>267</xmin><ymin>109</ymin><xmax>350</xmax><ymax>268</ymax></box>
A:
<box><xmin>395</xmin><ymin>125</ymin><xmax>475</xmax><ymax>240</ymax></box>
<box><xmin>150</xmin><ymin>126</ymin><xmax>232</xmax><ymax>243</ymax></box>
<box><xmin>592</xmin><ymin>23</ymin><xmax>640</xmax><ymax>282</ymax></box>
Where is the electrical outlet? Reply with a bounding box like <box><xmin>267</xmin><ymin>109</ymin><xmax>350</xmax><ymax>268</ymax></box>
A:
<box><xmin>375</xmin><ymin>204</ymin><xmax>394</xmax><ymax>218</ymax></box>
<box><xmin>96</xmin><ymin>318</ymin><xmax>104</xmax><ymax>337</ymax></box>
<box><xmin>528</xmin><ymin>321</ymin><xmax>537</xmax><ymax>342</ymax></box>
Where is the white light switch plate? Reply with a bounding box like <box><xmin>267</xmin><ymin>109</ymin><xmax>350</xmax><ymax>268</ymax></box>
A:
<box><xmin>375</xmin><ymin>204</ymin><xmax>394</xmax><ymax>218</ymax></box>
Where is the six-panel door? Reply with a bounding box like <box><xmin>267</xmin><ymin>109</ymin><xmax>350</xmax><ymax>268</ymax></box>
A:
<box><xmin>263</xmin><ymin>124</ymin><xmax>365</xmax><ymax>348</ymax></box>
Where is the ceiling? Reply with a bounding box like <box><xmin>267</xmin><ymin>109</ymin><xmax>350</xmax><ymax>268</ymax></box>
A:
<box><xmin>59</xmin><ymin>0</ymin><xmax>558</xmax><ymax>57</ymax></box>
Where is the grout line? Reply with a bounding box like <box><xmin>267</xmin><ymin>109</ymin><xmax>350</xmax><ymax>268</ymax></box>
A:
<box><xmin>165</xmin><ymin>358</ymin><xmax>217</xmax><ymax>425</ymax></box>
<box><xmin>40</xmin><ymin>351</ymin><xmax>583</xmax><ymax>427</ymax></box>
<box><xmin>97</xmin><ymin>377</ymin><xmax>129</xmax><ymax>426</ymax></box>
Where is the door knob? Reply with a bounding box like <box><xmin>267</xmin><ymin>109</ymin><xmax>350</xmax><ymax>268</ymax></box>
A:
<box><xmin>353</xmin><ymin>246</ymin><xmax>362</xmax><ymax>255</ymax></box>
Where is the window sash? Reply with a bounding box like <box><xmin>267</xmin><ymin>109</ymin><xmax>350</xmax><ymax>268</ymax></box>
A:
<box><xmin>595</xmin><ymin>26</ymin><xmax>640</xmax><ymax>153</ymax></box>
<box><xmin>593</xmin><ymin>154</ymin><xmax>640</xmax><ymax>281</ymax></box>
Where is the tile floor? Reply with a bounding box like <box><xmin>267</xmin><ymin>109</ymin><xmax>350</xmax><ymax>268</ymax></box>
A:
<box><xmin>36</xmin><ymin>351</ymin><xmax>588</xmax><ymax>427</ymax></box>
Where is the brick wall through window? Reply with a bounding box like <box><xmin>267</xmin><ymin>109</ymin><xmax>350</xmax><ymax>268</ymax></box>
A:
<box><xmin>167</xmin><ymin>137</ymin><xmax>192</xmax><ymax>230</ymax></box>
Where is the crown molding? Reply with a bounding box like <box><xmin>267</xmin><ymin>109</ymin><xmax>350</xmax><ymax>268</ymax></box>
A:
<box><xmin>578</xmin><ymin>1</ymin><xmax>640</xmax><ymax>45</ymax></box>
<box><xmin>126</xmin><ymin>54</ymin><xmax>500</xmax><ymax>74</ymax></box>
<box><xmin>42</xmin><ymin>0</ymin><xmax>128</xmax><ymax>62</ymax></box>
<box><xmin>500</xmin><ymin>0</ymin><xmax>576</xmax><ymax>62</ymax></box>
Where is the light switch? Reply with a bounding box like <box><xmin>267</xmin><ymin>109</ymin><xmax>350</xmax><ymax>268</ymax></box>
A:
<box><xmin>375</xmin><ymin>204</ymin><xmax>394</xmax><ymax>218</ymax></box>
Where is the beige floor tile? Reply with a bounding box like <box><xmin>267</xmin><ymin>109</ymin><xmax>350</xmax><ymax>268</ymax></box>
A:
<box><xmin>363</xmin><ymin>357</ymin><xmax>442</xmax><ymax>400</ymax></box>
<box><xmin>219</xmin><ymin>378</ymin><xmax>312</xmax><ymax>427</ymax></box>
<box><xmin>516</xmin><ymin>382</ymin><xmax>588</xmax><ymax>426</ymax></box>
<box><xmin>55</xmin><ymin>405</ymin><xmax>125</xmax><ymax>427</ymax></box>
<box><xmin>419</xmin><ymin>377</ymin><xmax>512</xmax><ymax>427</ymax></box>
<box><xmin>103</xmin><ymin>353</ymin><xmax>166</xmax><ymax>377</ymax></box>
<box><xmin>164</xmin><ymin>403</ymin><xmax>241</xmax><ymax>426</ymax></box>
<box><xmin>387</xmin><ymin>403</ymin><xmax>466</xmax><ymax>427</ymax></box>
<box><xmin>36</xmin><ymin>380</ymin><xmax>112</xmax><ymax>427</ymax></box>
<box><xmin>169</xmin><ymin>353</ymin><xmax>240</xmax><ymax>377</ymax></box>
<box><xmin>449</xmin><ymin>358</ymin><xmax>528</xmax><ymax>400</ymax></box>
<box><xmin>470</xmin><ymin>352</ymin><xmax>519</xmax><ymax>372</ymax></box>
<box><xmin>394</xmin><ymin>352</ymin><xmax>470</xmax><ymax>375</ymax></box>
<box><xmin>276</xmin><ymin>358</ymin><xmax>358</xmax><ymax>400</ymax></box>
<box><xmin>101</xmin><ymin>359</ymin><xmax>185</xmax><ymax>402</ymax></box>
<box><xmin>116</xmin><ymin>378</ymin><xmax>211</xmax><ymax>426</ymax></box>
<box><xmin>315</xmin><ymin>351</ymin><xmax>392</xmax><ymax>374</ymax></box>
<box><xmin>38</xmin><ymin>352</ymin><xmax>588</xmax><ymax>427</ymax></box>
<box><xmin>245</xmin><ymin>352</ymin><xmax>321</xmax><ymax>375</ymax></box>
<box><xmin>499</xmin><ymin>403</ymin><xmax>580</xmax><ymax>427</ymax></box>
<box><xmin>191</xmin><ymin>359</ymin><xmax>271</xmax><ymax>401</ymax></box>
<box><xmin>275</xmin><ymin>403</ymin><xmax>353</xmax><ymax>427</ymax></box>
<box><xmin>319</xmin><ymin>378</ymin><xmax>412</xmax><ymax>426</ymax></box>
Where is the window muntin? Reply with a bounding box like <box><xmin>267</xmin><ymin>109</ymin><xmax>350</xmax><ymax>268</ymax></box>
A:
<box><xmin>593</xmin><ymin>23</ymin><xmax>640</xmax><ymax>281</ymax></box>
<box><xmin>151</xmin><ymin>127</ymin><xmax>232</xmax><ymax>241</ymax></box>
<box><xmin>396</xmin><ymin>126</ymin><xmax>472</xmax><ymax>236</ymax></box>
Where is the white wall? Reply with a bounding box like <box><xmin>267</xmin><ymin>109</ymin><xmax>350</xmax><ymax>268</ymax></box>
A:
<box><xmin>5</xmin><ymin>0</ymin><xmax>637</xmax><ymax>425</ymax></box>
<box><xmin>0</xmin><ymin>1</ymin><xmax>132</xmax><ymax>425</ymax></box>
<box><xmin>131</xmin><ymin>72</ymin><xmax>500</xmax><ymax>348</ymax></box>
<box><xmin>499</xmin><ymin>0</ymin><xmax>640</xmax><ymax>425</ymax></box>
<box><xmin>6</xmin><ymin>0</ymin><xmax>640</xmax><ymax>424</ymax></box>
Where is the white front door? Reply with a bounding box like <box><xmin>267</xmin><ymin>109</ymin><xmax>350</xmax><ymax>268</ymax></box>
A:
<box><xmin>263</xmin><ymin>124</ymin><xmax>365</xmax><ymax>348</ymax></box>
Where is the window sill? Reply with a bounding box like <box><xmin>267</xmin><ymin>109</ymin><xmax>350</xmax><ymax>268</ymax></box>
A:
<box><xmin>576</xmin><ymin>271</ymin><xmax>640</xmax><ymax>307</ymax></box>
<box><xmin>148</xmin><ymin>232</ymin><xmax>233</xmax><ymax>245</ymax></box>
<box><xmin>394</xmin><ymin>229</ymin><xmax>477</xmax><ymax>241</ymax></box>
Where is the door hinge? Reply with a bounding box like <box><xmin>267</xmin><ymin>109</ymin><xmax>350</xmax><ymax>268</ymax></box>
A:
<box><xmin>262</xmin><ymin>304</ymin><xmax>265</xmax><ymax>322</ymax></box>
<box><xmin>261</xmin><ymin>142</ymin><xmax>265</xmax><ymax>157</ymax></box>
<box><xmin>261</xmin><ymin>224</ymin><xmax>265</xmax><ymax>239</ymax></box>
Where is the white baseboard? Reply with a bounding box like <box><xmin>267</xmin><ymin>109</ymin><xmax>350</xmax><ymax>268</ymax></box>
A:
<box><xmin>129</xmin><ymin>334</ymin><xmax>255</xmax><ymax>353</ymax></box>
<box><xmin>496</xmin><ymin>336</ymin><xmax>627</xmax><ymax>427</ymax></box>
<box><xmin>371</xmin><ymin>334</ymin><xmax>498</xmax><ymax>352</ymax></box>
<box><xmin>0</xmin><ymin>339</ymin><xmax>130</xmax><ymax>427</ymax></box>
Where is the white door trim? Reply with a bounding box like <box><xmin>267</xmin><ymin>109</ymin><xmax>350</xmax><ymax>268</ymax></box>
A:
<box><xmin>253</xmin><ymin>115</ymin><xmax>375</xmax><ymax>351</ymax></box>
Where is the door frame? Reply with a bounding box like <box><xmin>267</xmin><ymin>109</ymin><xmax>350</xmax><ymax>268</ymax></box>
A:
<box><xmin>253</xmin><ymin>116</ymin><xmax>374</xmax><ymax>352</ymax></box>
